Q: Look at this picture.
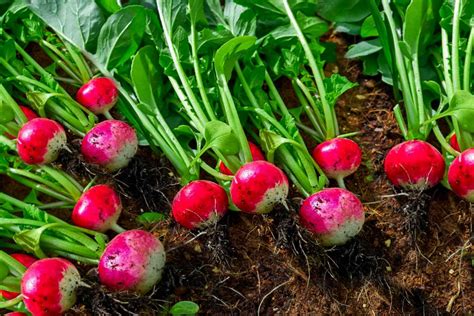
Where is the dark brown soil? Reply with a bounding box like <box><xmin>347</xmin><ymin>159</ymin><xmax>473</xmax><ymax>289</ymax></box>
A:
<box><xmin>1</xmin><ymin>33</ymin><xmax>472</xmax><ymax>315</ymax></box>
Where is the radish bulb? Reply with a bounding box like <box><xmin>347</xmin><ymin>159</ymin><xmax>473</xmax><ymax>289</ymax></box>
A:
<box><xmin>172</xmin><ymin>180</ymin><xmax>228</xmax><ymax>229</ymax></box>
<box><xmin>312</xmin><ymin>138</ymin><xmax>362</xmax><ymax>187</ymax></box>
<box><xmin>449</xmin><ymin>134</ymin><xmax>461</xmax><ymax>152</ymax></box>
<box><xmin>21</xmin><ymin>258</ymin><xmax>80</xmax><ymax>316</ymax></box>
<box><xmin>384</xmin><ymin>140</ymin><xmax>445</xmax><ymax>190</ymax></box>
<box><xmin>76</xmin><ymin>77</ymin><xmax>118</xmax><ymax>116</ymax></box>
<box><xmin>81</xmin><ymin>120</ymin><xmax>138</xmax><ymax>172</ymax></box>
<box><xmin>219</xmin><ymin>142</ymin><xmax>265</xmax><ymax>175</ymax></box>
<box><xmin>230</xmin><ymin>161</ymin><xmax>289</xmax><ymax>214</ymax></box>
<box><xmin>17</xmin><ymin>118</ymin><xmax>67</xmax><ymax>165</ymax></box>
<box><xmin>72</xmin><ymin>184</ymin><xmax>123</xmax><ymax>233</ymax></box>
<box><xmin>0</xmin><ymin>254</ymin><xmax>36</xmax><ymax>300</ymax></box>
<box><xmin>5</xmin><ymin>312</ymin><xmax>27</xmax><ymax>316</ymax></box>
<box><xmin>448</xmin><ymin>148</ymin><xmax>474</xmax><ymax>202</ymax></box>
<box><xmin>299</xmin><ymin>188</ymin><xmax>365</xmax><ymax>246</ymax></box>
<box><xmin>98</xmin><ymin>230</ymin><xmax>166</xmax><ymax>294</ymax></box>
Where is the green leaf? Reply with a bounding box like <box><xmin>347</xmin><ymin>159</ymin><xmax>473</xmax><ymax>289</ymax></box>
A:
<box><xmin>136</xmin><ymin>212</ymin><xmax>167</xmax><ymax>225</ymax></box>
<box><xmin>170</xmin><ymin>301</ymin><xmax>200</xmax><ymax>316</ymax></box>
<box><xmin>27</xmin><ymin>0</ymin><xmax>105</xmax><ymax>51</ymax></box>
<box><xmin>95</xmin><ymin>5</ymin><xmax>146</xmax><ymax>69</ymax></box>
<box><xmin>259</xmin><ymin>129</ymin><xmax>301</xmax><ymax>163</ymax></box>
<box><xmin>96</xmin><ymin>0</ymin><xmax>121</xmax><ymax>14</ymax></box>
<box><xmin>323</xmin><ymin>74</ymin><xmax>358</xmax><ymax>107</ymax></box>
<box><xmin>403</xmin><ymin>0</ymin><xmax>426</xmax><ymax>56</ymax></box>
<box><xmin>361</xmin><ymin>15</ymin><xmax>378</xmax><ymax>37</ymax></box>
<box><xmin>223</xmin><ymin>0</ymin><xmax>257</xmax><ymax>36</ymax></box>
<box><xmin>214</xmin><ymin>36</ymin><xmax>256</xmax><ymax>80</ymax></box>
<box><xmin>0</xmin><ymin>261</ymin><xmax>9</xmax><ymax>281</ymax></box>
<box><xmin>13</xmin><ymin>223</ymin><xmax>61</xmax><ymax>258</ymax></box>
<box><xmin>0</xmin><ymin>101</ymin><xmax>15</xmax><ymax>124</ymax></box>
<box><xmin>189</xmin><ymin>0</ymin><xmax>206</xmax><ymax>25</ymax></box>
<box><xmin>345</xmin><ymin>39</ymin><xmax>382</xmax><ymax>59</ymax></box>
<box><xmin>23</xmin><ymin>190</ymin><xmax>42</xmax><ymax>205</ymax></box>
<box><xmin>316</xmin><ymin>0</ymin><xmax>371</xmax><ymax>22</ymax></box>
<box><xmin>446</xmin><ymin>91</ymin><xmax>474</xmax><ymax>133</ymax></box>
<box><xmin>334</xmin><ymin>22</ymin><xmax>361</xmax><ymax>35</ymax></box>
<box><xmin>204</xmin><ymin>121</ymin><xmax>240</xmax><ymax>155</ymax></box>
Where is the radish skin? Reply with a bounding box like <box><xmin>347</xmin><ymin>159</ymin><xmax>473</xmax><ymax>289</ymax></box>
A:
<box><xmin>98</xmin><ymin>230</ymin><xmax>166</xmax><ymax>294</ymax></box>
<box><xmin>384</xmin><ymin>140</ymin><xmax>445</xmax><ymax>190</ymax></box>
<box><xmin>300</xmin><ymin>188</ymin><xmax>364</xmax><ymax>246</ymax></box>
<box><xmin>76</xmin><ymin>78</ymin><xmax>118</xmax><ymax>115</ymax></box>
<box><xmin>0</xmin><ymin>254</ymin><xmax>37</xmax><ymax>300</ymax></box>
<box><xmin>219</xmin><ymin>142</ymin><xmax>265</xmax><ymax>175</ymax></box>
<box><xmin>72</xmin><ymin>184</ymin><xmax>123</xmax><ymax>233</ymax></box>
<box><xmin>19</xmin><ymin>106</ymin><xmax>39</xmax><ymax>121</ymax></box>
<box><xmin>448</xmin><ymin>148</ymin><xmax>474</xmax><ymax>202</ymax></box>
<box><xmin>312</xmin><ymin>138</ymin><xmax>362</xmax><ymax>186</ymax></box>
<box><xmin>17</xmin><ymin>118</ymin><xmax>66</xmax><ymax>165</ymax></box>
<box><xmin>172</xmin><ymin>180</ymin><xmax>228</xmax><ymax>229</ymax></box>
<box><xmin>230</xmin><ymin>161</ymin><xmax>289</xmax><ymax>214</ymax></box>
<box><xmin>449</xmin><ymin>134</ymin><xmax>460</xmax><ymax>152</ymax></box>
<box><xmin>81</xmin><ymin>120</ymin><xmax>138</xmax><ymax>171</ymax></box>
<box><xmin>21</xmin><ymin>258</ymin><xmax>80</xmax><ymax>316</ymax></box>
<box><xmin>5</xmin><ymin>312</ymin><xmax>27</xmax><ymax>316</ymax></box>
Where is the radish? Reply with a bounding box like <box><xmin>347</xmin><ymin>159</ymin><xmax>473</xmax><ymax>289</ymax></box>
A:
<box><xmin>0</xmin><ymin>254</ymin><xmax>36</xmax><ymax>300</ymax></box>
<box><xmin>299</xmin><ymin>188</ymin><xmax>365</xmax><ymax>246</ymax></box>
<box><xmin>312</xmin><ymin>138</ymin><xmax>362</xmax><ymax>187</ymax></box>
<box><xmin>21</xmin><ymin>258</ymin><xmax>80</xmax><ymax>316</ymax></box>
<box><xmin>448</xmin><ymin>148</ymin><xmax>474</xmax><ymax>202</ymax></box>
<box><xmin>72</xmin><ymin>184</ymin><xmax>123</xmax><ymax>233</ymax></box>
<box><xmin>19</xmin><ymin>106</ymin><xmax>39</xmax><ymax>121</ymax></box>
<box><xmin>81</xmin><ymin>120</ymin><xmax>138</xmax><ymax>172</ymax></box>
<box><xmin>98</xmin><ymin>230</ymin><xmax>166</xmax><ymax>294</ymax></box>
<box><xmin>76</xmin><ymin>77</ymin><xmax>119</xmax><ymax>116</ymax></box>
<box><xmin>4</xmin><ymin>312</ymin><xmax>27</xmax><ymax>316</ymax></box>
<box><xmin>219</xmin><ymin>142</ymin><xmax>265</xmax><ymax>175</ymax></box>
<box><xmin>230</xmin><ymin>161</ymin><xmax>289</xmax><ymax>214</ymax></box>
<box><xmin>172</xmin><ymin>180</ymin><xmax>228</xmax><ymax>229</ymax></box>
<box><xmin>384</xmin><ymin>140</ymin><xmax>445</xmax><ymax>190</ymax></box>
<box><xmin>17</xmin><ymin>118</ymin><xmax>67</xmax><ymax>165</ymax></box>
<box><xmin>450</xmin><ymin>134</ymin><xmax>460</xmax><ymax>152</ymax></box>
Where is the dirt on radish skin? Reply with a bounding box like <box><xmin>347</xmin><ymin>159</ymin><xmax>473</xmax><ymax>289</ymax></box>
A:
<box><xmin>172</xmin><ymin>180</ymin><xmax>228</xmax><ymax>229</ymax></box>
<box><xmin>299</xmin><ymin>188</ymin><xmax>364</xmax><ymax>246</ymax></box>
<box><xmin>0</xmin><ymin>254</ymin><xmax>37</xmax><ymax>300</ymax></box>
<box><xmin>383</xmin><ymin>140</ymin><xmax>445</xmax><ymax>190</ymax></box>
<box><xmin>219</xmin><ymin>142</ymin><xmax>265</xmax><ymax>175</ymax></box>
<box><xmin>72</xmin><ymin>184</ymin><xmax>122</xmax><ymax>232</ymax></box>
<box><xmin>448</xmin><ymin>148</ymin><xmax>474</xmax><ymax>202</ymax></box>
<box><xmin>76</xmin><ymin>77</ymin><xmax>119</xmax><ymax>115</ymax></box>
<box><xmin>230</xmin><ymin>161</ymin><xmax>289</xmax><ymax>214</ymax></box>
<box><xmin>312</xmin><ymin>138</ymin><xmax>362</xmax><ymax>180</ymax></box>
<box><xmin>81</xmin><ymin>120</ymin><xmax>138</xmax><ymax>172</ymax></box>
<box><xmin>17</xmin><ymin>118</ymin><xmax>66</xmax><ymax>165</ymax></box>
<box><xmin>98</xmin><ymin>230</ymin><xmax>166</xmax><ymax>294</ymax></box>
<box><xmin>21</xmin><ymin>258</ymin><xmax>80</xmax><ymax>316</ymax></box>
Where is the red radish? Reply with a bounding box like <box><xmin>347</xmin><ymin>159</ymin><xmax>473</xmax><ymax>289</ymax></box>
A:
<box><xmin>81</xmin><ymin>120</ymin><xmax>138</xmax><ymax>171</ymax></box>
<box><xmin>5</xmin><ymin>312</ymin><xmax>27</xmax><ymax>316</ymax></box>
<box><xmin>98</xmin><ymin>230</ymin><xmax>166</xmax><ymax>294</ymax></box>
<box><xmin>17</xmin><ymin>118</ymin><xmax>66</xmax><ymax>165</ymax></box>
<box><xmin>19</xmin><ymin>106</ymin><xmax>39</xmax><ymax>121</ymax></box>
<box><xmin>76</xmin><ymin>77</ymin><xmax>119</xmax><ymax>115</ymax></box>
<box><xmin>299</xmin><ymin>188</ymin><xmax>365</xmax><ymax>246</ymax></box>
<box><xmin>449</xmin><ymin>134</ymin><xmax>460</xmax><ymax>152</ymax></box>
<box><xmin>448</xmin><ymin>148</ymin><xmax>474</xmax><ymax>202</ymax></box>
<box><xmin>230</xmin><ymin>161</ymin><xmax>289</xmax><ymax>214</ymax></box>
<box><xmin>172</xmin><ymin>180</ymin><xmax>228</xmax><ymax>229</ymax></box>
<box><xmin>312</xmin><ymin>138</ymin><xmax>362</xmax><ymax>185</ymax></box>
<box><xmin>384</xmin><ymin>140</ymin><xmax>445</xmax><ymax>190</ymax></box>
<box><xmin>72</xmin><ymin>184</ymin><xmax>122</xmax><ymax>233</ymax></box>
<box><xmin>21</xmin><ymin>258</ymin><xmax>80</xmax><ymax>316</ymax></box>
<box><xmin>219</xmin><ymin>142</ymin><xmax>265</xmax><ymax>175</ymax></box>
<box><xmin>0</xmin><ymin>254</ymin><xmax>36</xmax><ymax>300</ymax></box>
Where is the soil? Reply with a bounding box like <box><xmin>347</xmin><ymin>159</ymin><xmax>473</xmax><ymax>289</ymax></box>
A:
<box><xmin>1</xmin><ymin>33</ymin><xmax>472</xmax><ymax>315</ymax></box>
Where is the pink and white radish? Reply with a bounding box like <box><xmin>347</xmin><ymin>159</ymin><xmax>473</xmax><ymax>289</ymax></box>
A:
<box><xmin>230</xmin><ymin>161</ymin><xmax>289</xmax><ymax>214</ymax></box>
<box><xmin>219</xmin><ymin>142</ymin><xmax>265</xmax><ymax>175</ymax></box>
<box><xmin>72</xmin><ymin>184</ymin><xmax>123</xmax><ymax>233</ymax></box>
<box><xmin>17</xmin><ymin>118</ymin><xmax>66</xmax><ymax>165</ymax></box>
<box><xmin>76</xmin><ymin>77</ymin><xmax>118</xmax><ymax>116</ymax></box>
<box><xmin>81</xmin><ymin>120</ymin><xmax>138</xmax><ymax>172</ymax></box>
<box><xmin>312</xmin><ymin>138</ymin><xmax>362</xmax><ymax>187</ymax></box>
<box><xmin>0</xmin><ymin>254</ymin><xmax>37</xmax><ymax>300</ymax></box>
<box><xmin>448</xmin><ymin>148</ymin><xmax>474</xmax><ymax>202</ymax></box>
<box><xmin>299</xmin><ymin>188</ymin><xmax>365</xmax><ymax>246</ymax></box>
<box><xmin>172</xmin><ymin>180</ymin><xmax>228</xmax><ymax>229</ymax></box>
<box><xmin>384</xmin><ymin>140</ymin><xmax>445</xmax><ymax>190</ymax></box>
<box><xmin>98</xmin><ymin>230</ymin><xmax>166</xmax><ymax>294</ymax></box>
<box><xmin>21</xmin><ymin>258</ymin><xmax>80</xmax><ymax>316</ymax></box>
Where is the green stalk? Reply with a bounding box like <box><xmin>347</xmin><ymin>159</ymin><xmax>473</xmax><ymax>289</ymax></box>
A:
<box><xmin>451</xmin><ymin>0</ymin><xmax>462</xmax><ymax>91</ymax></box>
<box><xmin>294</xmin><ymin>78</ymin><xmax>326</xmax><ymax>134</ymax></box>
<box><xmin>41</xmin><ymin>167</ymin><xmax>82</xmax><ymax>201</ymax></box>
<box><xmin>0</xmin><ymin>294</ymin><xmax>23</xmax><ymax>308</ymax></box>
<box><xmin>292</xmin><ymin>81</ymin><xmax>325</xmax><ymax>140</ymax></box>
<box><xmin>40</xmin><ymin>40</ymin><xmax>83</xmax><ymax>83</ymax></box>
<box><xmin>6</xmin><ymin>174</ymin><xmax>75</xmax><ymax>203</ymax></box>
<box><xmin>441</xmin><ymin>29</ymin><xmax>454</xmax><ymax>98</ymax></box>
<box><xmin>63</xmin><ymin>41</ymin><xmax>92</xmax><ymax>82</ymax></box>
<box><xmin>432</xmin><ymin>125</ymin><xmax>459</xmax><ymax>156</ymax></box>
<box><xmin>463</xmin><ymin>27</ymin><xmax>474</xmax><ymax>91</ymax></box>
<box><xmin>0</xmin><ymin>250</ymin><xmax>26</xmax><ymax>275</ymax></box>
<box><xmin>282</xmin><ymin>0</ymin><xmax>336</xmax><ymax>139</ymax></box>
<box><xmin>0</xmin><ymin>85</ymin><xmax>27</xmax><ymax>124</ymax></box>
<box><xmin>7</xmin><ymin>168</ymin><xmax>71</xmax><ymax>197</ymax></box>
<box><xmin>412</xmin><ymin>55</ymin><xmax>426</xmax><ymax>136</ymax></box>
